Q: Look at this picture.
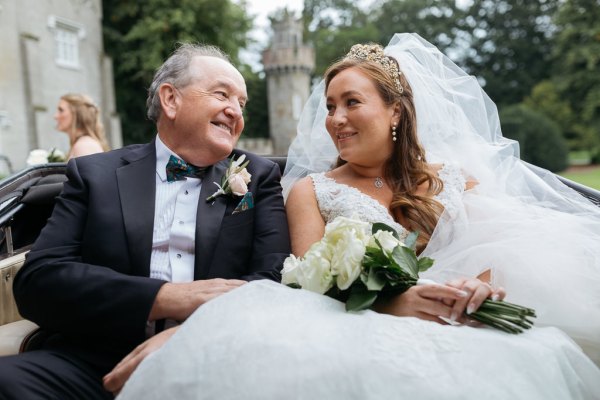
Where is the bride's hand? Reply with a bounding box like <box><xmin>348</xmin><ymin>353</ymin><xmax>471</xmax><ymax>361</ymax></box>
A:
<box><xmin>445</xmin><ymin>278</ymin><xmax>506</xmax><ymax>323</ymax></box>
<box><xmin>373</xmin><ymin>284</ymin><xmax>470</xmax><ymax>324</ymax></box>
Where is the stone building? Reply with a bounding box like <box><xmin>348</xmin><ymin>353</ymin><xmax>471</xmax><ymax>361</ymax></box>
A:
<box><xmin>262</xmin><ymin>11</ymin><xmax>314</xmax><ymax>156</ymax></box>
<box><xmin>0</xmin><ymin>0</ymin><xmax>121</xmax><ymax>172</ymax></box>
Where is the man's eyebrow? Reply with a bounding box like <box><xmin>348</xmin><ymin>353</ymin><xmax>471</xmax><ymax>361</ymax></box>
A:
<box><xmin>209</xmin><ymin>80</ymin><xmax>248</xmax><ymax>101</ymax></box>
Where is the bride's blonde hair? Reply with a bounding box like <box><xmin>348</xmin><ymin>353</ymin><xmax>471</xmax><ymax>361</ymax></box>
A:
<box><xmin>324</xmin><ymin>55</ymin><xmax>444</xmax><ymax>251</ymax></box>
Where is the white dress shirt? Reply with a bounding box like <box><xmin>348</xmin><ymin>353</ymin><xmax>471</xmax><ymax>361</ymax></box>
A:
<box><xmin>149</xmin><ymin>135</ymin><xmax>201</xmax><ymax>283</ymax></box>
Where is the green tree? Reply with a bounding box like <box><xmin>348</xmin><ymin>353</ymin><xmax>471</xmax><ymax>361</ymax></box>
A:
<box><xmin>373</xmin><ymin>0</ymin><xmax>460</xmax><ymax>52</ymax></box>
<box><xmin>456</xmin><ymin>0</ymin><xmax>559</xmax><ymax>106</ymax></box>
<box><xmin>302</xmin><ymin>0</ymin><xmax>379</xmax><ymax>78</ymax></box>
<box><xmin>102</xmin><ymin>0</ymin><xmax>253</xmax><ymax>144</ymax></box>
<box><xmin>240</xmin><ymin>66</ymin><xmax>270</xmax><ymax>138</ymax></box>
<box><xmin>500</xmin><ymin>104</ymin><xmax>568</xmax><ymax>172</ymax></box>
<box><xmin>524</xmin><ymin>80</ymin><xmax>580</xmax><ymax>149</ymax></box>
<box><xmin>552</xmin><ymin>0</ymin><xmax>600</xmax><ymax>161</ymax></box>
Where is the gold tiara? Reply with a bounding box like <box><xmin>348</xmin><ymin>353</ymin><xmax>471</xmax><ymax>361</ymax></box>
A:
<box><xmin>344</xmin><ymin>44</ymin><xmax>403</xmax><ymax>94</ymax></box>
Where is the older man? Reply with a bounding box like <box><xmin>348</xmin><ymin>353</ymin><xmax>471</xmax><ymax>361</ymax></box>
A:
<box><xmin>0</xmin><ymin>44</ymin><xmax>290</xmax><ymax>399</ymax></box>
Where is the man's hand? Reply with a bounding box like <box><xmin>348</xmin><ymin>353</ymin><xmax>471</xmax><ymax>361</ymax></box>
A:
<box><xmin>103</xmin><ymin>326</ymin><xmax>179</xmax><ymax>395</ymax></box>
<box><xmin>150</xmin><ymin>278</ymin><xmax>246</xmax><ymax>322</ymax></box>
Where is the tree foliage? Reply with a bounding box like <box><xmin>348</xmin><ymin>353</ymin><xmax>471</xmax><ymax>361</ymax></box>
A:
<box><xmin>102</xmin><ymin>0</ymin><xmax>253</xmax><ymax>144</ymax></box>
<box><xmin>373</xmin><ymin>0</ymin><xmax>459</xmax><ymax>52</ymax></box>
<box><xmin>524</xmin><ymin>81</ymin><xmax>581</xmax><ymax>149</ymax></box>
<box><xmin>500</xmin><ymin>104</ymin><xmax>568</xmax><ymax>172</ymax></box>
<box><xmin>302</xmin><ymin>0</ymin><xmax>379</xmax><ymax>78</ymax></box>
<box><xmin>552</xmin><ymin>0</ymin><xmax>600</xmax><ymax>159</ymax></box>
<box><xmin>455</xmin><ymin>0</ymin><xmax>559</xmax><ymax>106</ymax></box>
<box><xmin>240</xmin><ymin>66</ymin><xmax>270</xmax><ymax>139</ymax></box>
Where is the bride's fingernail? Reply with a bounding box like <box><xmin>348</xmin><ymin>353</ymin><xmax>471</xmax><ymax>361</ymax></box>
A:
<box><xmin>491</xmin><ymin>294</ymin><xmax>500</xmax><ymax>301</ymax></box>
<box><xmin>457</xmin><ymin>290</ymin><xmax>468</xmax><ymax>297</ymax></box>
<box><xmin>450</xmin><ymin>312</ymin><xmax>458</xmax><ymax>322</ymax></box>
<box><xmin>466</xmin><ymin>304</ymin><xmax>476</xmax><ymax>315</ymax></box>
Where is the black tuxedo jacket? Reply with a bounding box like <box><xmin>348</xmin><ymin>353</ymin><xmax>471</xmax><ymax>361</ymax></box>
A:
<box><xmin>14</xmin><ymin>141</ymin><xmax>290</xmax><ymax>368</ymax></box>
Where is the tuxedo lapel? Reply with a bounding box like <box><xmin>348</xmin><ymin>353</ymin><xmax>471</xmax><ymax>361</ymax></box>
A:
<box><xmin>194</xmin><ymin>158</ymin><xmax>229</xmax><ymax>279</ymax></box>
<box><xmin>116</xmin><ymin>142</ymin><xmax>156</xmax><ymax>277</ymax></box>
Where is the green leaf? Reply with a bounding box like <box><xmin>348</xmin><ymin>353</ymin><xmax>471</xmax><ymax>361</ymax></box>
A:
<box><xmin>391</xmin><ymin>245</ymin><xmax>419</xmax><ymax>279</ymax></box>
<box><xmin>346</xmin><ymin>290</ymin><xmax>378</xmax><ymax>311</ymax></box>
<box><xmin>404</xmin><ymin>231</ymin><xmax>419</xmax><ymax>251</ymax></box>
<box><xmin>417</xmin><ymin>257</ymin><xmax>434</xmax><ymax>273</ymax></box>
<box><xmin>372</xmin><ymin>222</ymin><xmax>399</xmax><ymax>239</ymax></box>
<box><xmin>363</xmin><ymin>266</ymin><xmax>386</xmax><ymax>291</ymax></box>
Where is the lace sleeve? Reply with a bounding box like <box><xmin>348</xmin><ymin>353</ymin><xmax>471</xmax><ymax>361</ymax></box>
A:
<box><xmin>434</xmin><ymin>164</ymin><xmax>466</xmax><ymax>217</ymax></box>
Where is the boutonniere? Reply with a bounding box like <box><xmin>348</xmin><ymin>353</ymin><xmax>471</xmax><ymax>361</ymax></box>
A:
<box><xmin>206</xmin><ymin>154</ymin><xmax>252</xmax><ymax>202</ymax></box>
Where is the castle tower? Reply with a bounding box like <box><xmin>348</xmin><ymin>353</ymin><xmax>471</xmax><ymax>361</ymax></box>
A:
<box><xmin>262</xmin><ymin>11</ymin><xmax>314</xmax><ymax>156</ymax></box>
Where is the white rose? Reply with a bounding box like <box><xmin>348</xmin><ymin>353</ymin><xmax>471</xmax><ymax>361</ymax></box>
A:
<box><xmin>281</xmin><ymin>255</ymin><xmax>302</xmax><ymax>286</ymax></box>
<box><xmin>324</xmin><ymin>216</ymin><xmax>371</xmax><ymax>245</ymax></box>
<box><xmin>26</xmin><ymin>149</ymin><xmax>49</xmax><ymax>166</ymax></box>
<box><xmin>369</xmin><ymin>230</ymin><xmax>402</xmax><ymax>254</ymax></box>
<box><xmin>238</xmin><ymin>168</ymin><xmax>251</xmax><ymax>184</ymax></box>
<box><xmin>228</xmin><ymin>173</ymin><xmax>248</xmax><ymax>196</ymax></box>
<box><xmin>330</xmin><ymin>230</ymin><xmax>367</xmax><ymax>290</ymax></box>
<box><xmin>297</xmin><ymin>241</ymin><xmax>334</xmax><ymax>294</ymax></box>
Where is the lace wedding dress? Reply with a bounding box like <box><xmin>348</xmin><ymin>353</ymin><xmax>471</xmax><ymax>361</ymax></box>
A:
<box><xmin>118</xmin><ymin>167</ymin><xmax>600</xmax><ymax>400</ymax></box>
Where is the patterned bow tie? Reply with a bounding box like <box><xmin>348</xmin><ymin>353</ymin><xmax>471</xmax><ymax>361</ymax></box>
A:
<box><xmin>165</xmin><ymin>155</ymin><xmax>208</xmax><ymax>182</ymax></box>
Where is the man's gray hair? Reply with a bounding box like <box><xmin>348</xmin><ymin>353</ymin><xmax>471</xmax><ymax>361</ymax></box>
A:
<box><xmin>146</xmin><ymin>43</ymin><xmax>231</xmax><ymax>122</ymax></box>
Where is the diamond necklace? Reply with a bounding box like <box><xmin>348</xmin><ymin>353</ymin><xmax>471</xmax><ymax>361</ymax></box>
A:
<box><xmin>374</xmin><ymin>176</ymin><xmax>384</xmax><ymax>189</ymax></box>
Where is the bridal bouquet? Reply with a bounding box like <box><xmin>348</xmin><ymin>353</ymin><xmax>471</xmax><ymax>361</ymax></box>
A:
<box><xmin>26</xmin><ymin>147</ymin><xmax>65</xmax><ymax>166</ymax></box>
<box><xmin>282</xmin><ymin>216</ymin><xmax>536</xmax><ymax>334</ymax></box>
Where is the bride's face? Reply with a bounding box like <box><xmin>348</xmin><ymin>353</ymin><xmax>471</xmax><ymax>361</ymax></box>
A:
<box><xmin>325</xmin><ymin>67</ymin><xmax>396</xmax><ymax>166</ymax></box>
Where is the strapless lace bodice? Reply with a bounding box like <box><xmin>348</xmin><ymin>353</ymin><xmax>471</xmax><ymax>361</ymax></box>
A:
<box><xmin>310</xmin><ymin>164</ymin><xmax>466</xmax><ymax>239</ymax></box>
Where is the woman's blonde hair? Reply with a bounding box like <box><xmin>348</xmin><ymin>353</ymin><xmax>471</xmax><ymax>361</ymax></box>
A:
<box><xmin>60</xmin><ymin>93</ymin><xmax>110</xmax><ymax>154</ymax></box>
<box><xmin>324</xmin><ymin>57</ymin><xmax>444</xmax><ymax>251</ymax></box>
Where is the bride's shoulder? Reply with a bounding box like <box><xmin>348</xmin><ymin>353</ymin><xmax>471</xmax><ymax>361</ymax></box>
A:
<box><xmin>287</xmin><ymin>176</ymin><xmax>317</xmax><ymax>204</ymax></box>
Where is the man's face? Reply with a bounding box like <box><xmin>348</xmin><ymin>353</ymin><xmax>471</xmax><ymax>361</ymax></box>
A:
<box><xmin>161</xmin><ymin>56</ymin><xmax>247</xmax><ymax>166</ymax></box>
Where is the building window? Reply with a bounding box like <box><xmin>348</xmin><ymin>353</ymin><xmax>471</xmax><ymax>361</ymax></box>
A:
<box><xmin>47</xmin><ymin>16</ymin><xmax>85</xmax><ymax>69</ymax></box>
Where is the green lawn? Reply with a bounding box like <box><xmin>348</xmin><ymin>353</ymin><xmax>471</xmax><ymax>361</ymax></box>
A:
<box><xmin>559</xmin><ymin>166</ymin><xmax>600</xmax><ymax>190</ymax></box>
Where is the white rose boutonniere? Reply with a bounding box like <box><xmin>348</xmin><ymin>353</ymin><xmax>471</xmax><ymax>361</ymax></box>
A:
<box><xmin>206</xmin><ymin>154</ymin><xmax>251</xmax><ymax>202</ymax></box>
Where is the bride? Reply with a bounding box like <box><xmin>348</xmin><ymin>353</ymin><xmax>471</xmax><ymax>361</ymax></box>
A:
<box><xmin>117</xmin><ymin>33</ymin><xmax>600</xmax><ymax>399</ymax></box>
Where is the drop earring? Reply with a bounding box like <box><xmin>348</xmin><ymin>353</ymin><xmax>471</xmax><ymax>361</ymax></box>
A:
<box><xmin>392</xmin><ymin>124</ymin><xmax>397</xmax><ymax>142</ymax></box>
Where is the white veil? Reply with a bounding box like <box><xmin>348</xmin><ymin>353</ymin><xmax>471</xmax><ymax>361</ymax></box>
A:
<box><xmin>283</xmin><ymin>33</ymin><xmax>600</xmax><ymax>363</ymax></box>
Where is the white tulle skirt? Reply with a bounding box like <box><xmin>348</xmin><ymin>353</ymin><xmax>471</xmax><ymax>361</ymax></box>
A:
<box><xmin>421</xmin><ymin>191</ymin><xmax>600</xmax><ymax>363</ymax></box>
<box><xmin>118</xmin><ymin>281</ymin><xmax>600</xmax><ymax>400</ymax></box>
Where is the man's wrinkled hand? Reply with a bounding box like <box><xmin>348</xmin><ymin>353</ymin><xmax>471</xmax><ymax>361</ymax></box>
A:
<box><xmin>150</xmin><ymin>278</ymin><xmax>246</xmax><ymax>322</ymax></box>
<box><xmin>103</xmin><ymin>326</ymin><xmax>179</xmax><ymax>396</ymax></box>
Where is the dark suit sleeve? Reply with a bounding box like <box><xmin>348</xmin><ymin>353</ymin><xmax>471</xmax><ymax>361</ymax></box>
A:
<box><xmin>13</xmin><ymin>158</ymin><xmax>164</xmax><ymax>347</ymax></box>
<box><xmin>241</xmin><ymin>160</ymin><xmax>290</xmax><ymax>282</ymax></box>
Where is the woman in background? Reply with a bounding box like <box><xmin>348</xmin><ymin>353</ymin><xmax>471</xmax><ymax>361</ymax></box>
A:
<box><xmin>54</xmin><ymin>93</ymin><xmax>109</xmax><ymax>159</ymax></box>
